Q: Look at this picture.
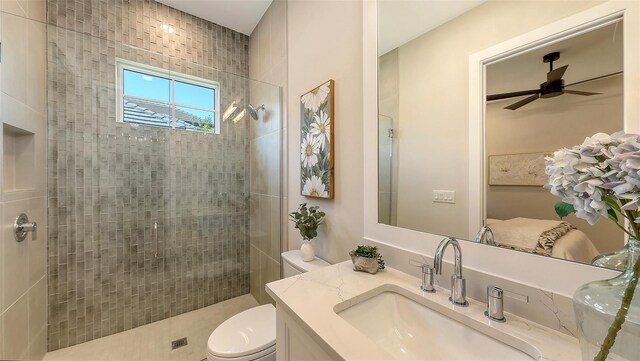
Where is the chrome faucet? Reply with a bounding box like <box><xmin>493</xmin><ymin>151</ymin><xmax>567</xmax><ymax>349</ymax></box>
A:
<box><xmin>475</xmin><ymin>226</ymin><xmax>495</xmax><ymax>245</ymax></box>
<box><xmin>434</xmin><ymin>237</ymin><xmax>468</xmax><ymax>306</ymax></box>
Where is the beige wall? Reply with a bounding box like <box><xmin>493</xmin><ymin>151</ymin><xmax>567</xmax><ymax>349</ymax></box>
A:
<box><xmin>287</xmin><ymin>0</ymin><xmax>363</xmax><ymax>264</ymax></box>
<box><xmin>249</xmin><ymin>0</ymin><xmax>287</xmax><ymax>304</ymax></box>
<box><xmin>389</xmin><ymin>0</ymin><xmax>602</xmax><ymax>239</ymax></box>
<box><xmin>0</xmin><ymin>1</ymin><xmax>48</xmax><ymax>360</ymax></box>
<box><xmin>486</xmin><ymin>76</ymin><xmax>624</xmax><ymax>253</ymax></box>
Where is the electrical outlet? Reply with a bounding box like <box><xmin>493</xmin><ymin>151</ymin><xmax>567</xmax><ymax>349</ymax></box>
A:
<box><xmin>171</xmin><ymin>337</ymin><xmax>188</xmax><ymax>349</ymax></box>
<box><xmin>433</xmin><ymin>190</ymin><xmax>455</xmax><ymax>204</ymax></box>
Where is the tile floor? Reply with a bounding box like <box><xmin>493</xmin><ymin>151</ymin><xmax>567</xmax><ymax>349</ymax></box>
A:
<box><xmin>43</xmin><ymin>294</ymin><xmax>259</xmax><ymax>361</ymax></box>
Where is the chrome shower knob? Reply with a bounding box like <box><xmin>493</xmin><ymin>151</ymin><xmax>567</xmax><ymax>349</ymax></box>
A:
<box><xmin>14</xmin><ymin>213</ymin><xmax>37</xmax><ymax>242</ymax></box>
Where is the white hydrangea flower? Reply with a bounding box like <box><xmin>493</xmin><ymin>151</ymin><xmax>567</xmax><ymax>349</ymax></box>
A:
<box><xmin>545</xmin><ymin>131</ymin><xmax>640</xmax><ymax>225</ymax></box>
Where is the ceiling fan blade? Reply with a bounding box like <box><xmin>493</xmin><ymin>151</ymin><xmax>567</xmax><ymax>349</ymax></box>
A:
<box><xmin>564</xmin><ymin>90</ymin><xmax>602</xmax><ymax>96</ymax></box>
<box><xmin>505</xmin><ymin>94</ymin><xmax>539</xmax><ymax>110</ymax></box>
<box><xmin>487</xmin><ymin>89</ymin><xmax>539</xmax><ymax>101</ymax></box>
<box><xmin>565</xmin><ymin>71</ymin><xmax>623</xmax><ymax>87</ymax></box>
<box><xmin>547</xmin><ymin>65</ymin><xmax>568</xmax><ymax>83</ymax></box>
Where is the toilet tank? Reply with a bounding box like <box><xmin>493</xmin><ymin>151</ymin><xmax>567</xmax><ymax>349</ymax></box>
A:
<box><xmin>281</xmin><ymin>250</ymin><xmax>330</xmax><ymax>277</ymax></box>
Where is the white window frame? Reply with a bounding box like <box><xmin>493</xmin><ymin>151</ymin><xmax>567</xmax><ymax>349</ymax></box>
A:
<box><xmin>116</xmin><ymin>58</ymin><xmax>221</xmax><ymax>134</ymax></box>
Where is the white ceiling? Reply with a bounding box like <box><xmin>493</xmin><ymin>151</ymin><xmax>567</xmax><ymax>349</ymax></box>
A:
<box><xmin>156</xmin><ymin>0</ymin><xmax>273</xmax><ymax>35</ymax></box>
<box><xmin>378</xmin><ymin>0</ymin><xmax>486</xmax><ymax>55</ymax></box>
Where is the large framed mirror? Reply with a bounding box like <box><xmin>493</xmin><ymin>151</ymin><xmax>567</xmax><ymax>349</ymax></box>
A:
<box><xmin>377</xmin><ymin>0</ymin><xmax>639</xmax><ymax>270</ymax></box>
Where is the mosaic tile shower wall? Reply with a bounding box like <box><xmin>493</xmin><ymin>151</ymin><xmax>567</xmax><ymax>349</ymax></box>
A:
<box><xmin>46</xmin><ymin>0</ymin><xmax>251</xmax><ymax>350</ymax></box>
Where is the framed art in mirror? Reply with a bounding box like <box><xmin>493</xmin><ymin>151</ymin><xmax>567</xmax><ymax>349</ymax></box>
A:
<box><xmin>488</xmin><ymin>152</ymin><xmax>551</xmax><ymax>186</ymax></box>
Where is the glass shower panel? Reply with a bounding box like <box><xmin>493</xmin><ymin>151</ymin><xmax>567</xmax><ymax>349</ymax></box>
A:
<box><xmin>248</xmin><ymin>79</ymin><xmax>283</xmax><ymax>304</ymax></box>
<box><xmin>47</xmin><ymin>22</ymin><xmax>283</xmax><ymax>352</ymax></box>
<box><xmin>168</xmin><ymin>56</ymin><xmax>252</xmax><ymax>310</ymax></box>
<box><xmin>47</xmin><ymin>26</ymin><xmax>182</xmax><ymax>348</ymax></box>
<box><xmin>379</xmin><ymin>115</ymin><xmax>394</xmax><ymax>225</ymax></box>
<box><xmin>42</xmin><ymin>0</ymin><xmax>285</xmax><ymax>356</ymax></box>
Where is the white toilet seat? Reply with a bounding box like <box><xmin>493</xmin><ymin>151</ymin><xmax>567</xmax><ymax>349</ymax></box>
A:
<box><xmin>207</xmin><ymin>344</ymin><xmax>275</xmax><ymax>361</ymax></box>
<box><xmin>207</xmin><ymin>304</ymin><xmax>276</xmax><ymax>361</ymax></box>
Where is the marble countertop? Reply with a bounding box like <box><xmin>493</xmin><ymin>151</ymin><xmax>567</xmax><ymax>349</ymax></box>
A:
<box><xmin>266</xmin><ymin>261</ymin><xmax>582</xmax><ymax>361</ymax></box>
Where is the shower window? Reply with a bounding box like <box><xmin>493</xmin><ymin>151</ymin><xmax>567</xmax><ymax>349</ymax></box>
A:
<box><xmin>116</xmin><ymin>59</ymin><xmax>220</xmax><ymax>133</ymax></box>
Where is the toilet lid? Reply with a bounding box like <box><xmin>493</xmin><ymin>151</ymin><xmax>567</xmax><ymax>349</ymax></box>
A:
<box><xmin>208</xmin><ymin>304</ymin><xmax>276</xmax><ymax>358</ymax></box>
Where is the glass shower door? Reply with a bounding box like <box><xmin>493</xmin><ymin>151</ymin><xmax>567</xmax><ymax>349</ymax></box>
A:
<box><xmin>379</xmin><ymin>114</ymin><xmax>394</xmax><ymax>225</ymax></box>
<box><xmin>47</xmin><ymin>17</ymin><xmax>283</xmax><ymax>358</ymax></box>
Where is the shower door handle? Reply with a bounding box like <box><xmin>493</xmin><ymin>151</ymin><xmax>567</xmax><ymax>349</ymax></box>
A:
<box><xmin>153</xmin><ymin>221</ymin><xmax>159</xmax><ymax>258</ymax></box>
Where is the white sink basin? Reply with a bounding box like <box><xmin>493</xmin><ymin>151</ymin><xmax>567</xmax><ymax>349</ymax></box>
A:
<box><xmin>336</xmin><ymin>287</ymin><xmax>535</xmax><ymax>360</ymax></box>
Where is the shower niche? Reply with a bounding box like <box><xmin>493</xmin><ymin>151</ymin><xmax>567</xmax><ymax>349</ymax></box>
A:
<box><xmin>3</xmin><ymin>123</ymin><xmax>36</xmax><ymax>193</ymax></box>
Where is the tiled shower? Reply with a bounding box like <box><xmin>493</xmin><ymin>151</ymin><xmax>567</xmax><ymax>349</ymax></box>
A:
<box><xmin>0</xmin><ymin>0</ymin><xmax>284</xmax><ymax>358</ymax></box>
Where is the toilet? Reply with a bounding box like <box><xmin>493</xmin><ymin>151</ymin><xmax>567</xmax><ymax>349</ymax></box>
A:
<box><xmin>206</xmin><ymin>250</ymin><xmax>330</xmax><ymax>361</ymax></box>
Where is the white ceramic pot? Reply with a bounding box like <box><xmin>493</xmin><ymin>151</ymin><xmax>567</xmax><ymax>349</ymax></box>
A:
<box><xmin>300</xmin><ymin>241</ymin><xmax>315</xmax><ymax>262</ymax></box>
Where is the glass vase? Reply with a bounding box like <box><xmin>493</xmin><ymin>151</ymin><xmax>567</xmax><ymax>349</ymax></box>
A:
<box><xmin>574</xmin><ymin>238</ymin><xmax>640</xmax><ymax>360</ymax></box>
<box><xmin>592</xmin><ymin>244</ymin><xmax>630</xmax><ymax>271</ymax></box>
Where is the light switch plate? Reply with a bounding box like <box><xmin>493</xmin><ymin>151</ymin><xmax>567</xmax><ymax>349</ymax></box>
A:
<box><xmin>433</xmin><ymin>190</ymin><xmax>455</xmax><ymax>204</ymax></box>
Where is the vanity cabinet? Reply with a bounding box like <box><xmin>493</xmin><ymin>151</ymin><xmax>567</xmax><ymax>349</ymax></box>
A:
<box><xmin>276</xmin><ymin>305</ymin><xmax>334</xmax><ymax>361</ymax></box>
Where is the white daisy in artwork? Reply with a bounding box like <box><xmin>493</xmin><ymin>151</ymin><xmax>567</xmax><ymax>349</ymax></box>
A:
<box><xmin>301</xmin><ymin>82</ymin><xmax>330</xmax><ymax>113</ymax></box>
<box><xmin>310</xmin><ymin>111</ymin><xmax>330</xmax><ymax>150</ymax></box>
<box><xmin>302</xmin><ymin>175</ymin><xmax>328</xmax><ymax>197</ymax></box>
<box><xmin>301</xmin><ymin>133</ymin><xmax>320</xmax><ymax>168</ymax></box>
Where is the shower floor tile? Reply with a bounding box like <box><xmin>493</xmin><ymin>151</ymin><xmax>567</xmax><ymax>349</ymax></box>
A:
<box><xmin>43</xmin><ymin>294</ymin><xmax>260</xmax><ymax>361</ymax></box>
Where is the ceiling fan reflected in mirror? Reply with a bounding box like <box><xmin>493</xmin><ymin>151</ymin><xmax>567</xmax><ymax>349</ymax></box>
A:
<box><xmin>486</xmin><ymin>51</ymin><xmax>622</xmax><ymax>111</ymax></box>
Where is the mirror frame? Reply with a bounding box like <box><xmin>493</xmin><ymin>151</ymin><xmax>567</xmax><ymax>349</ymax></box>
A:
<box><xmin>363</xmin><ymin>0</ymin><xmax>640</xmax><ymax>296</ymax></box>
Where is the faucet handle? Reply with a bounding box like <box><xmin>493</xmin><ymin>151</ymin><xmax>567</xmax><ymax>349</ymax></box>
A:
<box><xmin>409</xmin><ymin>260</ymin><xmax>437</xmax><ymax>293</ymax></box>
<box><xmin>484</xmin><ymin>286</ymin><xmax>506</xmax><ymax>322</ymax></box>
<box><xmin>420</xmin><ymin>265</ymin><xmax>435</xmax><ymax>293</ymax></box>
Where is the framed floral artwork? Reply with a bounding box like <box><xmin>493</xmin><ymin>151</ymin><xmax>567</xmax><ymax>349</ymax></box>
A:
<box><xmin>300</xmin><ymin>80</ymin><xmax>334</xmax><ymax>199</ymax></box>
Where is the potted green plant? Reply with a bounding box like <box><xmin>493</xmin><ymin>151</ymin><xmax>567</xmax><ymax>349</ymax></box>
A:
<box><xmin>289</xmin><ymin>203</ymin><xmax>326</xmax><ymax>262</ymax></box>
<box><xmin>349</xmin><ymin>245</ymin><xmax>385</xmax><ymax>274</ymax></box>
